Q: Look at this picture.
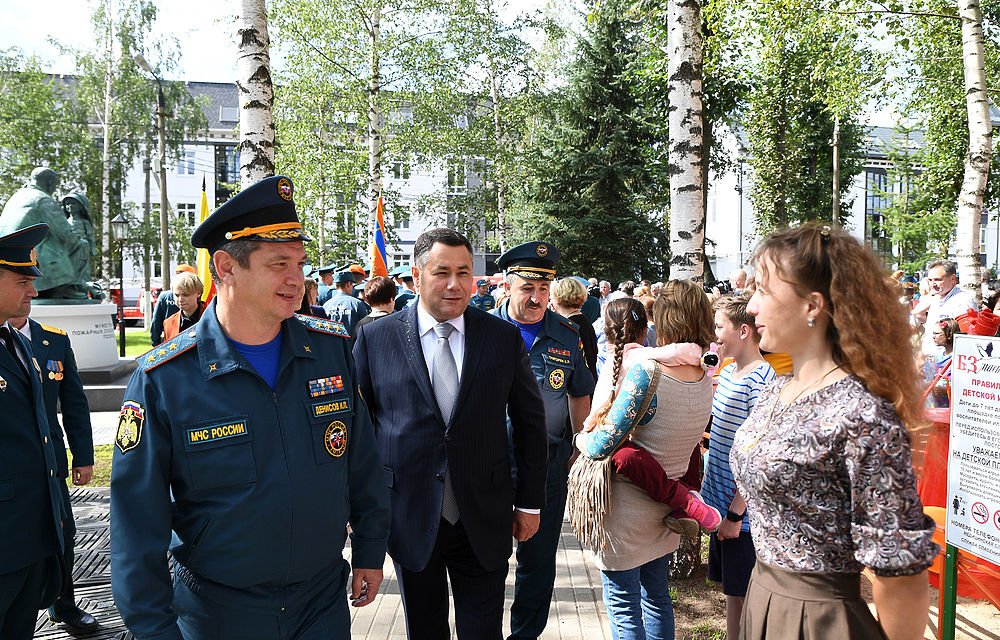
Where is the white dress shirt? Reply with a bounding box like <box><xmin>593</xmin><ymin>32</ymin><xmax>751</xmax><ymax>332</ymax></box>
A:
<box><xmin>415</xmin><ymin>304</ymin><xmax>538</xmax><ymax>515</ymax></box>
<box><xmin>923</xmin><ymin>286</ymin><xmax>979</xmax><ymax>355</ymax></box>
<box><xmin>416</xmin><ymin>304</ymin><xmax>465</xmax><ymax>383</ymax></box>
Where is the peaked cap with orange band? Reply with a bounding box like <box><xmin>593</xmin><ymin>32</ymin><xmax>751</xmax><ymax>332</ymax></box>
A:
<box><xmin>0</xmin><ymin>223</ymin><xmax>48</xmax><ymax>277</ymax></box>
<box><xmin>497</xmin><ymin>241</ymin><xmax>559</xmax><ymax>281</ymax></box>
<box><xmin>191</xmin><ymin>175</ymin><xmax>311</xmax><ymax>253</ymax></box>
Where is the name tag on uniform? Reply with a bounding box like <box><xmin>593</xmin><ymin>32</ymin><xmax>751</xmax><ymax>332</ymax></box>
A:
<box><xmin>312</xmin><ymin>398</ymin><xmax>351</xmax><ymax>419</ymax></box>
<box><xmin>187</xmin><ymin>420</ymin><xmax>249</xmax><ymax>445</ymax></box>
<box><xmin>308</xmin><ymin>375</ymin><xmax>344</xmax><ymax>397</ymax></box>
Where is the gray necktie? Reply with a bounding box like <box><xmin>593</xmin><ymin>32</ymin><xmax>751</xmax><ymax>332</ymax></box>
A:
<box><xmin>433</xmin><ymin>322</ymin><xmax>460</xmax><ymax>524</ymax></box>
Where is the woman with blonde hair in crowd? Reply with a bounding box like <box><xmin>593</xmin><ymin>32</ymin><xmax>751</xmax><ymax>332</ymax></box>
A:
<box><xmin>734</xmin><ymin>222</ymin><xmax>938</xmax><ymax>640</ymax></box>
<box><xmin>551</xmin><ymin>277</ymin><xmax>598</xmax><ymax>379</ymax></box>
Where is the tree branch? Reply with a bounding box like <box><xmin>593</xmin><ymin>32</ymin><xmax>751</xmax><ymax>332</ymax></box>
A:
<box><xmin>283</xmin><ymin>22</ymin><xmax>363</xmax><ymax>83</ymax></box>
<box><xmin>802</xmin><ymin>4</ymin><xmax>959</xmax><ymax>20</ymax></box>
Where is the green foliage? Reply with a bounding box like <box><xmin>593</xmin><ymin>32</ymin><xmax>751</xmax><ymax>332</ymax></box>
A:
<box><xmin>720</xmin><ymin>0</ymin><xmax>876</xmax><ymax>234</ymax></box>
<box><xmin>271</xmin><ymin>0</ymin><xmax>547</xmax><ymax>261</ymax></box>
<box><xmin>57</xmin><ymin>0</ymin><xmax>206</xmax><ymax>277</ymax></box>
<box><xmin>518</xmin><ymin>0</ymin><xmax>669</xmax><ymax>282</ymax></box>
<box><xmin>0</xmin><ymin>50</ymin><xmax>99</xmax><ymax>203</ymax></box>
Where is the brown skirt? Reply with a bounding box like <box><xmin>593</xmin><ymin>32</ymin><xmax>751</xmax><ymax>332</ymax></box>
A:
<box><xmin>739</xmin><ymin>559</ymin><xmax>887</xmax><ymax>640</ymax></box>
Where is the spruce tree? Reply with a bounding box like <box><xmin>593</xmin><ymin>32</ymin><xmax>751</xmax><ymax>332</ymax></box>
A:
<box><xmin>520</xmin><ymin>1</ymin><xmax>667</xmax><ymax>283</ymax></box>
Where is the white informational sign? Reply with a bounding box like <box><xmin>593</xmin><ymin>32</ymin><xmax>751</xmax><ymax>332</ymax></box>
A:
<box><xmin>946</xmin><ymin>334</ymin><xmax>1000</xmax><ymax>566</ymax></box>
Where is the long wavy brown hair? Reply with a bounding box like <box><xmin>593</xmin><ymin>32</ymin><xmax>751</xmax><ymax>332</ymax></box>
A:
<box><xmin>753</xmin><ymin>222</ymin><xmax>925</xmax><ymax>430</ymax></box>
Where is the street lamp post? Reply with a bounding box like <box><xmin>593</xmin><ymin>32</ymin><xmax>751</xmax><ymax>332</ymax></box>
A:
<box><xmin>110</xmin><ymin>213</ymin><xmax>128</xmax><ymax>358</ymax></box>
<box><xmin>134</xmin><ymin>54</ymin><xmax>171</xmax><ymax>293</ymax></box>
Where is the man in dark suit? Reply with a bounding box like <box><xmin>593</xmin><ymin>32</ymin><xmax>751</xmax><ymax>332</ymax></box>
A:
<box><xmin>0</xmin><ymin>224</ymin><xmax>66</xmax><ymax>640</ymax></box>
<box><xmin>354</xmin><ymin>227</ymin><xmax>548</xmax><ymax>640</ymax></box>
<box><xmin>9</xmin><ymin>311</ymin><xmax>97</xmax><ymax>632</ymax></box>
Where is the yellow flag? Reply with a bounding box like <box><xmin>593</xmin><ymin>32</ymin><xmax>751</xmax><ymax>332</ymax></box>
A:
<box><xmin>197</xmin><ymin>176</ymin><xmax>216</xmax><ymax>302</ymax></box>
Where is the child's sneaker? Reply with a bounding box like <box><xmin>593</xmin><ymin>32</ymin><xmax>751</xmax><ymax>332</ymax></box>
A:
<box><xmin>664</xmin><ymin>510</ymin><xmax>700</xmax><ymax>538</ymax></box>
<box><xmin>685</xmin><ymin>491</ymin><xmax>722</xmax><ymax>532</ymax></box>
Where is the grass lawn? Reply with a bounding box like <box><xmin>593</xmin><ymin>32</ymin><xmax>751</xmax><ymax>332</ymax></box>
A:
<box><xmin>116</xmin><ymin>329</ymin><xmax>152</xmax><ymax>358</ymax></box>
<box><xmin>67</xmin><ymin>443</ymin><xmax>113</xmax><ymax>488</ymax></box>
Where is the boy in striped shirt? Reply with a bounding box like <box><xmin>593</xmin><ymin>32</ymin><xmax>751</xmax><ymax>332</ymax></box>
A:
<box><xmin>703</xmin><ymin>293</ymin><xmax>775</xmax><ymax>640</ymax></box>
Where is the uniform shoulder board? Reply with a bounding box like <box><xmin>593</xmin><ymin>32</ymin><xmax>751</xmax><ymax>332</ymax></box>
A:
<box><xmin>39</xmin><ymin>323</ymin><xmax>67</xmax><ymax>336</ymax></box>
<box><xmin>558</xmin><ymin>317</ymin><xmax>580</xmax><ymax>334</ymax></box>
<box><xmin>139</xmin><ymin>330</ymin><xmax>198</xmax><ymax>372</ymax></box>
<box><xmin>295</xmin><ymin>314</ymin><xmax>350</xmax><ymax>338</ymax></box>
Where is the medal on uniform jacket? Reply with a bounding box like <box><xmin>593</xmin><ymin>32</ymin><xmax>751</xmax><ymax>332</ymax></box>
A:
<box><xmin>0</xmin><ymin>375</ymin><xmax>5</xmax><ymax>392</ymax></box>
<box><xmin>308</xmin><ymin>375</ymin><xmax>344</xmax><ymax>397</ymax></box>
<box><xmin>46</xmin><ymin>360</ymin><xmax>63</xmax><ymax>381</ymax></box>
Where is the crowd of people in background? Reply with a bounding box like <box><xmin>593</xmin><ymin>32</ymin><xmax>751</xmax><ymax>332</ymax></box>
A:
<box><xmin>2</xmin><ymin>172</ymin><xmax>954</xmax><ymax>640</ymax></box>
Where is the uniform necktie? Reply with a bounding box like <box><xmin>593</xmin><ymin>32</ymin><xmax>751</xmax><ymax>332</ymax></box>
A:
<box><xmin>432</xmin><ymin>322</ymin><xmax>460</xmax><ymax>524</ymax></box>
<box><xmin>0</xmin><ymin>326</ymin><xmax>27</xmax><ymax>378</ymax></box>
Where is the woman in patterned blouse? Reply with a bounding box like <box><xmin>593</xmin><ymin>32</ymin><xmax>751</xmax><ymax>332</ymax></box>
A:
<box><xmin>732</xmin><ymin>222</ymin><xmax>938</xmax><ymax>640</ymax></box>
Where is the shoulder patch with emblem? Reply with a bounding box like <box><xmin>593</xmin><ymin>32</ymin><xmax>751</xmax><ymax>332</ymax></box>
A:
<box><xmin>116</xmin><ymin>401</ymin><xmax>144</xmax><ymax>453</ymax></box>
<box><xmin>39</xmin><ymin>323</ymin><xmax>67</xmax><ymax>336</ymax></box>
<box><xmin>139</xmin><ymin>330</ymin><xmax>198</xmax><ymax>372</ymax></box>
<box><xmin>295</xmin><ymin>314</ymin><xmax>350</xmax><ymax>338</ymax></box>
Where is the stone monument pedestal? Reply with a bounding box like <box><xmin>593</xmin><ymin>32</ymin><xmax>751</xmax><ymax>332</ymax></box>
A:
<box><xmin>30</xmin><ymin>303</ymin><xmax>119</xmax><ymax>369</ymax></box>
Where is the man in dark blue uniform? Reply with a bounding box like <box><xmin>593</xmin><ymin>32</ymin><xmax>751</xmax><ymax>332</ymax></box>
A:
<box><xmin>323</xmin><ymin>271</ymin><xmax>370</xmax><ymax>338</ymax></box>
<box><xmin>110</xmin><ymin>176</ymin><xmax>390</xmax><ymax>640</ymax></box>
<box><xmin>9</xmin><ymin>310</ymin><xmax>97</xmax><ymax>632</ymax></box>
<box><xmin>0</xmin><ymin>224</ymin><xmax>66</xmax><ymax>640</ymax></box>
<box><xmin>469</xmin><ymin>279</ymin><xmax>496</xmax><ymax>312</ymax></box>
<box><xmin>315</xmin><ymin>263</ymin><xmax>336</xmax><ymax>306</ymax></box>
<box><xmin>392</xmin><ymin>266</ymin><xmax>417</xmax><ymax>311</ymax></box>
<box><xmin>493</xmin><ymin>241</ymin><xmax>594</xmax><ymax>640</ymax></box>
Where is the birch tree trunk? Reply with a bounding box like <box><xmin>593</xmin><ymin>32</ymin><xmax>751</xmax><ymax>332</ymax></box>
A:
<box><xmin>667</xmin><ymin>0</ymin><xmax>705</xmax><ymax>281</ymax></box>
<box><xmin>367</xmin><ymin>9</ymin><xmax>383</xmax><ymax>249</ymax></box>
<box><xmin>100</xmin><ymin>23</ymin><xmax>114</xmax><ymax>286</ymax></box>
<box><xmin>956</xmin><ymin>0</ymin><xmax>991</xmax><ymax>304</ymax></box>
<box><xmin>237</xmin><ymin>0</ymin><xmax>275</xmax><ymax>188</ymax></box>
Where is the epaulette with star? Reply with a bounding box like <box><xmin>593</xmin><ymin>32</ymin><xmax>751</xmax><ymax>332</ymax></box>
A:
<box><xmin>139</xmin><ymin>329</ymin><xmax>198</xmax><ymax>372</ymax></box>
<box><xmin>295</xmin><ymin>314</ymin><xmax>350</xmax><ymax>338</ymax></box>
<box><xmin>39</xmin><ymin>323</ymin><xmax>67</xmax><ymax>336</ymax></box>
<box><xmin>558</xmin><ymin>317</ymin><xmax>580</xmax><ymax>333</ymax></box>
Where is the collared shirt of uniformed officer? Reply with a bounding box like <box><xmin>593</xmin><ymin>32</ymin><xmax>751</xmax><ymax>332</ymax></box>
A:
<box><xmin>109</xmin><ymin>301</ymin><xmax>389</xmax><ymax>640</ymax></box>
<box><xmin>494</xmin><ymin>304</ymin><xmax>595</xmax><ymax>443</ymax></box>
<box><xmin>323</xmin><ymin>290</ymin><xmax>371</xmax><ymax>338</ymax></box>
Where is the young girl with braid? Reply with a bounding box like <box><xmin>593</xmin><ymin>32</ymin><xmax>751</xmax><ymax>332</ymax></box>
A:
<box><xmin>580</xmin><ymin>296</ymin><xmax>722</xmax><ymax>534</ymax></box>
<box><xmin>574</xmin><ymin>284</ymin><xmax>720</xmax><ymax>639</ymax></box>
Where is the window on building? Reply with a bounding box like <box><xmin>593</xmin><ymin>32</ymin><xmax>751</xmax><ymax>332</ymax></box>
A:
<box><xmin>177</xmin><ymin>203</ymin><xmax>197</xmax><ymax>225</ymax></box>
<box><xmin>219</xmin><ymin>106</ymin><xmax>239</xmax><ymax>122</ymax></box>
<box><xmin>864</xmin><ymin>169</ymin><xmax>891</xmax><ymax>266</ymax></box>
<box><xmin>391</xmin><ymin>253</ymin><xmax>411</xmax><ymax>269</ymax></box>
<box><xmin>981</xmin><ymin>213</ymin><xmax>989</xmax><ymax>255</ymax></box>
<box><xmin>178</xmin><ymin>151</ymin><xmax>195</xmax><ymax>175</ymax></box>
<box><xmin>447</xmin><ymin>162</ymin><xmax>467</xmax><ymax>196</ymax></box>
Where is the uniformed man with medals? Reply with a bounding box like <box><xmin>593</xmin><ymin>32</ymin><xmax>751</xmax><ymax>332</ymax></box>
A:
<box><xmin>110</xmin><ymin>176</ymin><xmax>390</xmax><ymax>640</ymax></box>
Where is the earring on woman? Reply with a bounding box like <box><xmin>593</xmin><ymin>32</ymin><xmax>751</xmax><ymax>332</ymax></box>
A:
<box><xmin>807</xmin><ymin>318</ymin><xmax>815</xmax><ymax>327</ymax></box>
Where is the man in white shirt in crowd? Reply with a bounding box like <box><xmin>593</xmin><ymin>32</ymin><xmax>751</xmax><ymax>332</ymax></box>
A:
<box><xmin>918</xmin><ymin>258</ymin><xmax>978</xmax><ymax>356</ymax></box>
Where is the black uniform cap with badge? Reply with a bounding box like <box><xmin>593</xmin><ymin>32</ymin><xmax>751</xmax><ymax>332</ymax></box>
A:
<box><xmin>190</xmin><ymin>175</ymin><xmax>311</xmax><ymax>253</ymax></box>
<box><xmin>497</xmin><ymin>241</ymin><xmax>559</xmax><ymax>281</ymax></box>
<box><xmin>0</xmin><ymin>223</ymin><xmax>49</xmax><ymax>277</ymax></box>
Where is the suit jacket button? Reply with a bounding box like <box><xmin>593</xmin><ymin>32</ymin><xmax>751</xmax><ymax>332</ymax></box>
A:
<box><xmin>436</xmin><ymin>473</ymin><xmax>444</xmax><ymax>481</ymax></box>
<box><xmin>444</xmin><ymin>434</ymin><xmax>452</xmax><ymax>442</ymax></box>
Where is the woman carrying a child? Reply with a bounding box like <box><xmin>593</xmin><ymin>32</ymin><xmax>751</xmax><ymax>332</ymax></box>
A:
<box><xmin>573</xmin><ymin>281</ymin><xmax>716</xmax><ymax>640</ymax></box>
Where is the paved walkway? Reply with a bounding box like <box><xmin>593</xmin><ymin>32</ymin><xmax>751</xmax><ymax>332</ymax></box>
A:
<box><xmin>37</xmin><ymin>488</ymin><xmax>612</xmax><ymax>640</ymax></box>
